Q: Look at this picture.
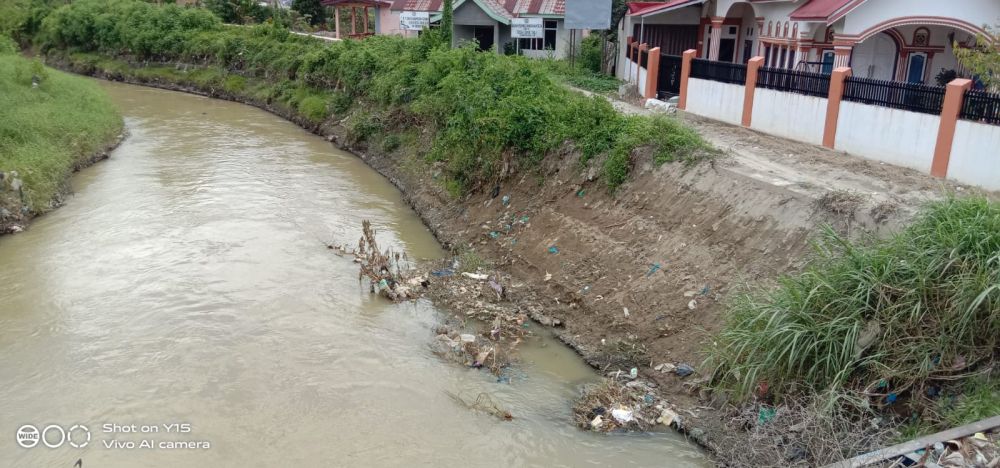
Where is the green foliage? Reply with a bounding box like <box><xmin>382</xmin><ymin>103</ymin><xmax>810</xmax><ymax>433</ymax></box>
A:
<box><xmin>540</xmin><ymin>59</ymin><xmax>620</xmax><ymax>94</ymax></box>
<box><xmin>29</xmin><ymin>0</ymin><xmax>710</xmax><ymax>194</ymax></box>
<box><xmin>954</xmin><ymin>25</ymin><xmax>1000</xmax><ymax>89</ymax></box>
<box><xmin>0</xmin><ymin>35</ymin><xmax>16</xmax><ymax>54</ymax></box>
<box><xmin>297</xmin><ymin>95</ymin><xmax>328</xmax><ymax>122</ymax></box>
<box><xmin>440</xmin><ymin>0</ymin><xmax>453</xmax><ymax>46</ymax></box>
<box><xmin>707</xmin><ymin>197</ymin><xmax>1000</xmax><ymax>405</ymax></box>
<box><xmin>0</xmin><ymin>54</ymin><xmax>123</xmax><ymax>213</ymax></box>
<box><xmin>580</xmin><ymin>34</ymin><xmax>602</xmax><ymax>73</ymax></box>
<box><xmin>222</xmin><ymin>74</ymin><xmax>246</xmax><ymax>92</ymax></box>
<box><xmin>291</xmin><ymin>0</ymin><xmax>326</xmax><ymax>26</ymax></box>
<box><xmin>381</xmin><ymin>134</ymin><xmax>401</xmax><ymax>152</ymax></box>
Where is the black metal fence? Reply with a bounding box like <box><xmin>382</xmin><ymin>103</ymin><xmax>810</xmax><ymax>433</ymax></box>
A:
<box><xmin>658</xmin><ymin>54</ymin><xmax>683</xmax><ymax>97</ymax></box>
<box><xmin>639</xmin><ymin>48</ymin><xmax>648</xmax><ymax>69</ymax></box>
<box><xmin>756</xmin><ymin>67</ymin><xmax>830</xmax><ymax>98</ymax></box>
<box><xmin>690</xmin><ymin>58</ymin><xmax>746</xmax><ymax>85</ymax></box>
<box><xmin>960</xmin><ymin>89</ymin><xmax>1000</xmax><ymax>125</ymax></box>
<box><xmin>842</xmin><ymin>77</ymin><xmax>945</xmax><ymax>115</ymax></box>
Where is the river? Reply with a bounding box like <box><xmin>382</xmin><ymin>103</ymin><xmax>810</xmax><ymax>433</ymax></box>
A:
<box><xmin>0</xmin><ymin>81</ymin><xmax>707</xmax><ymax>467</ymax></box>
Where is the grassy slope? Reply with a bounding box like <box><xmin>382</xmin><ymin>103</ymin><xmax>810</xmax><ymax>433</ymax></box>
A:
<box><xmin>707</xmin><ymin>196</ymin><xmax>999</xmax><ymax>435</ymax></box>
<box><xmin>0</xmin><ymin>52</ymin><xmax>123</xmax><ymax>215</ymax></box>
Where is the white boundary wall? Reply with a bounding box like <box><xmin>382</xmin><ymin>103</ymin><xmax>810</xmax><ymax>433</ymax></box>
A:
<box><xmin>834</xmin><ymin>101</ymin><xmax>938</xmax><ymax>173</ymax></box>
<box><xmin>750</xmin><ymin>88</ymin><xmax>826</xmax><ymax>146</ymax></box>
<box><xmin>686</xmin><ymin>78</ymin><xmax>743</xmax><ymax>125</ymax></box>
<box><xmin>637</xmin><ymin>65</ymin><xmax>648</xmax><ymax>94</ymax></box>
<box><xmin>949</xmin><ymin>120</ymin><xmax>1000</xmax><ymax>191</ymax></box>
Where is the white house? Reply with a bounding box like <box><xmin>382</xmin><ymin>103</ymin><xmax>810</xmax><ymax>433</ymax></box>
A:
<box><xmin>387</xmin><ymin>0</ymin><xmax>581</xmax><ymax>57</ymax></box>
<box><xmin>619</xmin><ymin>0</ymin><xmax>999</xmax><ymax>85</ymax></box>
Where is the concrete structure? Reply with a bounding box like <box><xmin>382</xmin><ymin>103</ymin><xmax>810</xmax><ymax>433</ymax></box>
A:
<box><xmin>619</xmin><ymin>0</ymin><xmax>999</xmax><ymax>86</ymax></box>
<box><xmin>388</xmin><ymin>0</ymin><xmax>581</xmax><ymax>57</ymax></box>
<box><xmin>633</xmin><ymin>49</ymin><xmax>1000</xmax><ymax>191</ymax></box>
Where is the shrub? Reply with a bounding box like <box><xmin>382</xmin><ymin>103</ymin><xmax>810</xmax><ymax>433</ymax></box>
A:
<box><xmin>297</xmin><ymin>95</ymin><xmax>328</xmax><ymax>122</ymax></box>
<box><xmin>707</xmin><ymin>197</ymin><xmax>1000</xmax><ymax>404</ymax></box>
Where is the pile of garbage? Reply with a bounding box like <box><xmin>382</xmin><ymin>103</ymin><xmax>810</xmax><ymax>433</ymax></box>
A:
<box><xmin>893</xmin><ymin>429</ymin><xmax>1000</xmax><ymax>467</ymax></box>
<box><xmin>423</xmin><ymin>256</ymin><xmax>534</xmax><ymax>376</ymax></box>
<box><xmin>355</xmin><ymin>220</ymin><xmax>418</xmax><ymax>301</ymax></box>
<box><xmin>574</xmin><ymin>374</ymin><xmax>683</xmax><ymax>433</ymax></box>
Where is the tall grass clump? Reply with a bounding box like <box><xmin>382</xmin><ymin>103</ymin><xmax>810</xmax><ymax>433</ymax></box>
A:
<box><xmin>0</xmin><ymin>48</ymin><xmax>123</xmax><ymax>214</ymax></box>
<box><xmin>707</xmin><ymin>197</ymin><xmax>1000</xmax><ymax>407</ymax></box>
<box><xmin>20</xmin><ymin>0</ymin><xmax>711</xmax><ymax>194</ymax></box>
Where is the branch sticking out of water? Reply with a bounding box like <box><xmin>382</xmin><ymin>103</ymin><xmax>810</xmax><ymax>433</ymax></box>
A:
<box><xmin>357</xmin><ymin>220</ymin><xmax>415</xmax><ymax>302</ymax></box>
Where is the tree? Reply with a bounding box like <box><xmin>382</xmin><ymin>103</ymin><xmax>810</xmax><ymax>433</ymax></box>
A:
<box><xmin>440</xmin><ymin>0</ymin><xmax>452</xmax><ymax>47</ymax></box>
<box><xmin>291</xmin><ymin>0</ymin><xmax>326</xmax><ymax>26</ymax></box>
<box><xmin>954</xmin><ymin>25</ymin><xmax>1000</xmax><ymax>89</ymax></box>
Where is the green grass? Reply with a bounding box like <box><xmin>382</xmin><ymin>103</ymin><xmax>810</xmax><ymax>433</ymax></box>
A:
<box><xmin>706</xmin><ymin>197</ymin><xmax>1000</xmax><ymax>408</ymax></box>
<box><xmin>540</xmin><ymin>59</ymin><xmax>621</xmax><ymax>94</ymax></box>
<box><xmin>0</xmin><ymin>52</ymin><xmax>122</xmax><ymax>214</ymax></box>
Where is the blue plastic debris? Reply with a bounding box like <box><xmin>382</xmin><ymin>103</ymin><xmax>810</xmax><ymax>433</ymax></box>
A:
<box><xmin>885</xmin><ymin>393</ymin><xmax>898</xmax><ymax>404</ymax></box>
<box><xmin>548</xmin><ymin>246</ymin><xmax>559</xmax><ymax>254</ymax></box>
<box><xmin>489</xmin><ymin>231</ymin><xmax>500</xmax><ymax>239</ymax></box>
<box><xmin>502</xmin><ymin>195</ymin><xmax>511</xmax><ymax>206</ymax></box>
<box><xmin>646</xmin><ymin>263</ymin><xmax>662</xmax><ymax>277</ymax></box>
<box><xmin>675</xmin><ymin>364</ymin><xmax>695</xmax><ymax>377</ymax></box>
<box><xmin>431</xmin><ymin>268</ymin><xmax>455</xmax><ymax>277</ymax></box>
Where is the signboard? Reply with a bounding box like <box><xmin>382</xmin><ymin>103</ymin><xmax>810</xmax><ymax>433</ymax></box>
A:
<box><xmin>564</xmin><ymin>0</ymin><xmax>611</xmax><ymax>30</ymax></box>
<box><xmin>511</xmin><ymin>18</ymin><xmax>544</xmax><ymax>38</ymax></box>
<box><xmin>400</xmin><ymin>12</ymin><xmax>430</xmax><ymax>31</ymax></box>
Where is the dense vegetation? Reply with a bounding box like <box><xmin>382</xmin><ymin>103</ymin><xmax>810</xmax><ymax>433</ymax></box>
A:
<box><xmin>708</xmin><ymin>196</ymin><xmax>999</xmax><ymax>432</ymax></box>
<box><xmin>0</xmin><ymin>36</ymin><xmax>123</xmax><ymax>218</ymax></box>
<box><xmin>18</xmin><ymin>0</ymin><xmax>707</xmax><ymax>194</ymax></box>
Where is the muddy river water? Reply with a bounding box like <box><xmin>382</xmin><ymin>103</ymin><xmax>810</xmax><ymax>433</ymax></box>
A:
<box><xmin>0</xmin><ymin>81</ymin><xmax>706</xmax><ymax>467</ymax></box>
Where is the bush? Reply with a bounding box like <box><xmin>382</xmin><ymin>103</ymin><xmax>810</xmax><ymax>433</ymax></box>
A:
<box><xmin>29</xmin><ymin>0</ymin><xmax>710</xmax><ymax>194</ymax></box>
<box><xmin>707</xmin><ymin>197</ymin><xmax>1000</xmax><ymax>405</ymax></box>
<box><xmin>580</xmin><ymin>34</ymin><xmax>602</xmax><ymax>73</ymax></box>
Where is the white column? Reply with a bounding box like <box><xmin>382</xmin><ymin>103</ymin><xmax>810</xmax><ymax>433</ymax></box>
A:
<box><xmin>708</xmin><ymin>17</ymin><xmax>723</xmax><ymax>61</ymax></box>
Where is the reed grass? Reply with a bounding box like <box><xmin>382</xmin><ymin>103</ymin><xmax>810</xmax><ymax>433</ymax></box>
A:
<box><xmin>707</xmin><ymin>197</ymin><xmax>1000</xmax><ymax>404</ymax></box>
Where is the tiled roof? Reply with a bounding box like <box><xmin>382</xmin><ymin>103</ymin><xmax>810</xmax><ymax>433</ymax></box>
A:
<box><xmin>389</xmin><ymin>0</ymin><xmax>442</xmax><ymax>12</ymax></box>
<box><xmin>789</xmin><ymin>0</ymin><xmax>862</xmax><ymax>21</ymax></box>
<box><xmin>392</xmin><ymin>0</ymin><xmax>563</xmax><ymax>16</ymax></box>
<box><xmin>625</xmin><ymin>0</ymin><xmax>703</xmax><ymax>17</ymax></box>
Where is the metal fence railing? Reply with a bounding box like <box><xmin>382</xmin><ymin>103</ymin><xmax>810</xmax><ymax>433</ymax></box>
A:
<box><xmin>657</xmin><ymin>54</ymin><xmax>683</xmax><ymax>96</ymax></box>
<box><xmin>842</xmin><ymin>76</ymin><xmax>945</xmax><ymax>115</ymax></box>
<box><xmin>960</xmin><ymin>89</ymin><xmax>1000</xmax><ymax>125</ymax></box>
<box><xmin>690</xmin><ymin>58</ymin><xmax>747</xmax><ymax>85</ymax></box>
<box><xmin>756</xmin><ymin>67</ymin><xmax>831</xmax><ymax>98</ymax></box>
<box><xmin>639</xmin><ymin>49</ymin><xmax>648</xmax><ymax>69</ymax></box>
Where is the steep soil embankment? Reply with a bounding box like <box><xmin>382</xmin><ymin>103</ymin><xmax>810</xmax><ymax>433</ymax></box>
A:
<box><xmin>48</xmin><ymin>54</ymin><xmax>972</xmax><ymax>450</ymax></box>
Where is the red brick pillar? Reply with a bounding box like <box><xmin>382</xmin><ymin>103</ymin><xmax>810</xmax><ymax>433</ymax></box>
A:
<box><xmin>822</xmin><ymin>66</ymin><xmax>852</xmax><ymax>149</ymax></box>
<box><xmin>742</xmin><ymin>56</ymin><xmax>764</xmax><ymax>127</ymax></box>
<box><xmin>646</xmin><ymin>47</ymin><xmax>661</xmax><ymax>99</ymax></box>
<box><xmin>679</xmin><ymin>49</ymin><xmax>697</xmax><ymax>110</ymax></box>
<box><xmin>931</xmin><ymin>79</ymin><xmax>973</xmax><ymax>178</ymax></box>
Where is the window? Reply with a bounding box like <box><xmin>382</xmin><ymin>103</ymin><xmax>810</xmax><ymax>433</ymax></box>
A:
<box><xmin>518</xmin><ymin>20</ymin><xmax>557</xmax><ymax>51</ymax></box>
<box><xmin>728</xmin><ymin>26</ymin><xmax>737</xmax><ymax>35</ymax></box>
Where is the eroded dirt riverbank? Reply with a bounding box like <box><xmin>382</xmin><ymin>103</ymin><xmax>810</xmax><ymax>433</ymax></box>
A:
<box><xmin>43</xmin><ymin>54</ymin><xmax>976</xmax><ymax>457</ymax></box>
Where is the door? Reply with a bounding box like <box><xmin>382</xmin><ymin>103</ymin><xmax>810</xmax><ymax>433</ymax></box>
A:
<box><xmin>821</xmin><ymin>50</ymin><xmax>835</xmax><ymax>74</ymax></box>
<box><xmin>473</xmin><ymin>25</ymin><xmax>494</xmax><ymax>51</ymax></box>
<box><xmin>906</xmin><ymin>53</ymin><xmax>927</xmax><ymax>83</ymax></box>
<box><xmin>719</xmin><ymin>39</ymin><xmax>736</xmax><ymax>63</ymax></box>
<box><xmin>851</xmin><ymin>33</ymin><xmax>897</xmax><ymax>80</ymax></box>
